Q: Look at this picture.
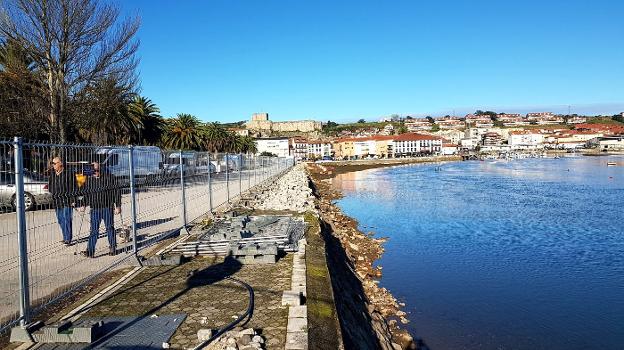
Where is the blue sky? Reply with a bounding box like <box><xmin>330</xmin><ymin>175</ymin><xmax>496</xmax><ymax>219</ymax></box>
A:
<box><xmin>119</xmin><ymin>0</ymin><xmax>624</xmax><ymax>123</ymax></box>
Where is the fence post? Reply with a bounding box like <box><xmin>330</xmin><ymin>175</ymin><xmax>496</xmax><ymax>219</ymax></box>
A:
<box><xmin>127</xmin><ymin>146</ymin><xmax>139</xmax><ymax>258</ymax></box>
<box><xmin>239</xmin><ymin>153</ymin><xmax>242</xmax><ymax>198</ymax></box>
<box><xmin>13</xmin><ymin>137</ymin><xmax>30</xmax><ymax>327</ymax></box>
<box><xmin>207</xmin><ymin>152</ymin><xmax>213</xmax><ymax>213</ymax></box>
<box><xmin>179</xmin><ymin>150</ymin><xmax>188</xmax><ymax>233</ymax></box>
<box><xmin>247</xmin><ymin>154</ymin><xmax>251</xmax><ymax>190</ymax></box>
<box><xmin>225</xmin><ymin>153</ymin><xmax>230</xmax><ymax>203</ymax></box>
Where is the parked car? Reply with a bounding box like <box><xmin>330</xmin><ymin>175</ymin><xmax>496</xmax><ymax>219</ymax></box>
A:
<box><xmin>0</xmin><ymin>170</ymin><xmax>52</xmax><ymax>211</ymax></box>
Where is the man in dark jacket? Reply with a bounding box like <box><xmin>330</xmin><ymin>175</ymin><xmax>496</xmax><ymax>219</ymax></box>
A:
<box><xmin>48</xmin><ymin>157</ymin><xmax>77</xmax><ymax>245</ymax></box>
<box><xmin>80</xmin><ymin>162</ymin><xmax>122</xmax><ymax>257</ymax></box>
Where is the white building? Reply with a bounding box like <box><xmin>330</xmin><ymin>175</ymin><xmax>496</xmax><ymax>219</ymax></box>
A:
<box><xmin>255</xmin><ymin>137</ymin><xmax>290</xmax><ymax>157</ymax></box>
<box><xmin>508</xmin><ymin>132</ymin><xmax>545</xmax><ymax>149</ymax></box>
<box><xmin>391</xmin><ymin>133</ymin><xmax>442</xmax><ymax>156</ymax></box>
<box><xmin>460</xmin><ymin>138</ymin><xmax>479</xmax><ymax>150</ymax></box>
<box><xmin>442</xmin><ymin>143</ymin><xmax>460</xmax><ymax>155</ymax></box>
<box><xmin>597</xmin><ymin>137</ymin><xmax>624</xmax><ymax>150</ymax></box>
<box><xmin>306</xmin><ymin>141</ymin><xmax>332</xmax><ymax>158</ymax></box>
<box><xmin>437</xmin><ymin>130</ymin><xmax>465</xmax><ymax>145</ymax></box>
<box><xmin>567</xmin><ymin>116</ymin><xmax>588</xmax><ymax>124</ymax></box>
<box><xmin>353</xmin><ymin>139</ymin><xmax>378</xmax><ymax>157</ymax></box>
<box><xmin>290</xmin><ymin>138</ymin><xmax>308</xmax><ymax>160</ymax></box>
<box><xmin>381</xmin><ymin>124</ymin><xmax>395</xmax><ymax>135</ymax></box>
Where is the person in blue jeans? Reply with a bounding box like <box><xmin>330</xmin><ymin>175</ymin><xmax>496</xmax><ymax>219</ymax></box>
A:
<box><xmin>80</xmin><ymin>162</ymin><xmax>122</xmax><ymax>258</ymax></box>
<box><xmin>48</xmin><ymin>157</ymin><xmax>77</xmax><ymax>245</ymax></box>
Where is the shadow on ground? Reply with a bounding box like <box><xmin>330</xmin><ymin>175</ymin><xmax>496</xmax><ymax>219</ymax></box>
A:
<box><xmin>88</xmin><ymin>256</ymin><xmax>243</xmax><ymax>348</ymax></box>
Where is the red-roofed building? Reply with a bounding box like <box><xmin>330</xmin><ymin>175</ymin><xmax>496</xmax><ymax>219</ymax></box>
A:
<box><xmin>435</xmin><ymin>117</ymin><xmax>464</xmax><ymax>130</ymax></box>
<box><xmin>574</xmin><ymin>123</ymin><xmax>624</xmax><ymax>135</ymax></box>
<box><xmin>497</xmin><ymin>114</ymin><xmax>530</xmax><ymax>126</ymax></box>
<box><xmin>482</xmin><ymin>132</ymin><xmax>502</xmax><ymax>146</ymax></box>
<box><xmin>526</xmin><ymin>112</ymin><xmax>564</xmax><ymax>125</ymax></box>
<box><xmin>332</xmin><ymin>133</ymin><xmax>442</xmax><ymax>159</ymax></box>
<box><xmin>405</xmin><ymin>119</ymin><xmax>433</xmax><ymax>131</ymax></box>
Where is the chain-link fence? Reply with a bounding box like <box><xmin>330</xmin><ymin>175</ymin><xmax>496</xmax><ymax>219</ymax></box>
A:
<box><xmin>0</xmin><ymin>137</ymin><xmax>294</xmax><ymax>333</ymax></box>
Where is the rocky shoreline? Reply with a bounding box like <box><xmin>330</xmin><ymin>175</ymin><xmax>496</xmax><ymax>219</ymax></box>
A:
<box><xmin>307</xmin><ymin>163</ymin><xmax>415</xmax><ymax>350</ymax></box>
<box><xmin>244</xmin><ymin>161</ymin><xmax>424</xmax><ymax>348</ymax></box>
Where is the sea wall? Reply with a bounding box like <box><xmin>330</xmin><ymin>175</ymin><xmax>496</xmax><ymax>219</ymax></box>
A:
<box><xmin>307</xmin><ymin>164</ymin><xmax>415</xmax><ymax>350</ymax></box>
<box><xmin>251</xmin><ymin>162</ymin><xmax>414</xmax><ymax>349</ymax></box>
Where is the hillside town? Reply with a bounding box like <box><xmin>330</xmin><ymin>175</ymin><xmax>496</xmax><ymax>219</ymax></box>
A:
<box><xmin>242</xmin><ymin>112</ymin><xmax>624</xmax><ymax>160</ymax></box>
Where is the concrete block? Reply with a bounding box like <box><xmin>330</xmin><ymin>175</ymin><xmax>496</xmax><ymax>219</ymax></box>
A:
<box><xmin>282</xmin><ymin>290</ymin><xmax>302</xmax><ymax>306</ymax></box>
<box><xmin>288</xmin><ymin>306</ymin><xmax>307</xmax><ymax>318</ymax></box>
<box><xmin>285</xmin><ymin>331</ymin><xmax>308</xmax><ymax>350</ymax></box>
<box><xmin>143</xmin><ymin>254</ymin><xmax>183</xmax><ymax>266</ymax></box>
<box><xmin>286</xmin><ymin>317</ymin><xmax>307</xmax><ymax>333</ymax></box>
<box><xmin>44</xmin><ymin>320</ymin><xmax>71</xmax><ymax>336</ymax></box>
<box><xmin>291</xmin><ymin>275</ymin><xmax>306</xmax><ymax>285</ymax></box>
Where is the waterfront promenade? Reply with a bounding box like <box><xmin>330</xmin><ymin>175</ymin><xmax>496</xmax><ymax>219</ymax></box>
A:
<box><xmin>2</xmin><ymin>164</ymin><xmax>319</xmax><ymax>350</ymax></box>
<box><xmin>0</xmin><ymin>167</ymin><xmax>276</xmax><ymax>329</ymax></box>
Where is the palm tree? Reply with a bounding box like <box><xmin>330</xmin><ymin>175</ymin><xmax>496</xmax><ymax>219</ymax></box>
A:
<box><xmin>128</xmin><ymin>96</ymin><xmax>164</xmax><ymax>145</ymax></box>
<box><xmin>239</xmin><ymin>136</ymin><xmax>257</xmax><ymax>154</ymax></box>
<box><xmin>227</xmin><ymin>134</ymin><xmax>246</xmax><ymax>153</ymax></box>
<box><xmin>162</xmin><ymin>113</ymin><xmax>205</xmax><ymax>150</ymax></box>
<box><xmin>77</xmin><ymin>78</ymin><xmax>138</xmax><ymax>144</ymax></box>
<box><xmin>204</xmin><ymin>122</ymin><xmax>230</xmax><ymax>153</ymax></box>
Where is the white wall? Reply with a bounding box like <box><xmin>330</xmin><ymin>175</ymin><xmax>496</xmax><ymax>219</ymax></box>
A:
<box><xmin>255</xmin><ymin>138</ymin><xmax>290</xmax><ymax>157</ymax></box>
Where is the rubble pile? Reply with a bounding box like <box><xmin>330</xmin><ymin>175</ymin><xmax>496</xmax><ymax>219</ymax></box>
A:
<box><xmin>253</xmin><ymin>164</ymin><xmax>315</xmax><ymax>213</ymax></box>
<box><xmin>200</xmin><ymin>327</ymin><xmax>266</xmax><ymax>350</ymax></box>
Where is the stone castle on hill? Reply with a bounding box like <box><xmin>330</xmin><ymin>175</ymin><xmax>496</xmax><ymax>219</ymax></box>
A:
<box><xmin>245</xmin><ymin>113</ymin><xmax>322</xmax><ymax>133</ymax></box>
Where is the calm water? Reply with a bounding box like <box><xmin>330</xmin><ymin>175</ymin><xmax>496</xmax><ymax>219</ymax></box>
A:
<box><xmin>332</xmin><ymin>156</ymin><xmax>624</xmax><ymax>350</ymax></box>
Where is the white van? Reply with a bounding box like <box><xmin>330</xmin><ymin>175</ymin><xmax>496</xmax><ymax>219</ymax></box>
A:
<box><xmin>95</xmin><ymin>146</ymin><xmax>163</xmax><ymax>178</ymax></box>
<box><xmin>165</xmin><ymin>152</ymin><xmax>217</xmax><ymax>175</ymax></box>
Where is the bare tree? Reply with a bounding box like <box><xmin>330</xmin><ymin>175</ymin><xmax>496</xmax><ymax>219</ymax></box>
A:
<box><xmin>0</xmin><ymin>0</ymin><xmax>140</xmax><ymax>142</ymax></box>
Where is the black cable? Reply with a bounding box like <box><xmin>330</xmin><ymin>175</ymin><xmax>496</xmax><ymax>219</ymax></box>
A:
<box><xmin>191</xmin><ymin>275</ymin><xmax>255</xmax><ymax>350</ymax></box>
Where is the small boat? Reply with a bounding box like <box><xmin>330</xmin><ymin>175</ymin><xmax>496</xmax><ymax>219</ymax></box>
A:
<box><xmin>607</xmin><ymin>162</ymin><xmax>617</xmax><ymax>166</ymax></box>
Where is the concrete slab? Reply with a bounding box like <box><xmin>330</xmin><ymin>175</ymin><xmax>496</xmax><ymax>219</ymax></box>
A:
<box><xmin>285</xmin><ymin>331</ymin><xmax>308</xmax><ymax>350</ymax></box>
<box><xmin>286</xmin><ymin>317</ymin><xmax>307</xmax><ymax>333</ymax></box>
<box><xmin>281</xmin><ymin>290</ymin><xmax>302</xmax><ymax>306</ymax></box>
<box><xmin>288</xmin><ymin>306</ymin><xmax>307</xmax><ymax>319</ymax></box>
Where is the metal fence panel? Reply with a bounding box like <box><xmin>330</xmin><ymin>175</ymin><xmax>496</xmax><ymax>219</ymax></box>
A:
<box><xmin>0</xmin><ymin>140</ymin><xmax>21</xmax><ymax>329</ymax></box>
<box><xmin>0</xmin><ymin>137</ymin><xmax>295</xmax><ymax>334</ymax></box>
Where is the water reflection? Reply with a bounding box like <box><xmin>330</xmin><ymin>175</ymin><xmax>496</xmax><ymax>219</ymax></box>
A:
<box><xmin>333</xmin><ymin>156</ymin><xmax>624</xmax><ymax>350</ymax></box>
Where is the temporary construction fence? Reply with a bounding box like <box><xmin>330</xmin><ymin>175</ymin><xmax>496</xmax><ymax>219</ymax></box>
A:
<box><xmin>0</xmin><ymin>137</ymin><xmax>294</xmax><ymax>333</ymax></box>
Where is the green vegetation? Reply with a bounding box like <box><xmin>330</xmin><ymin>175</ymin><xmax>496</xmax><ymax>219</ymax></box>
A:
<box><xmin>586</xmin><ymin>116</ymin><xmax>624</xmax><ymax>125</ymax></box>
<box><xmin>322</xmin><ymin>120</ymin><xmax>403</xmax><ymax>136</ymax></box>
<box><xmin>476</xmin><ymin>110</ymin><xmax>498</xmax><ymax>117</ymax></box>
<box><xmin>303</xmin><ymin>211</ymin><xmax>342</xmax><ymax>350</ymax></box>
<box><xmin>309</xmin><ymin>302</ymin><xmax>334</xmax><ymax>318</ymax></box>
<box><xmin>612</xmin><ymin>115</ymin><xmax>624</xmax><ymax>124</ymax></box>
